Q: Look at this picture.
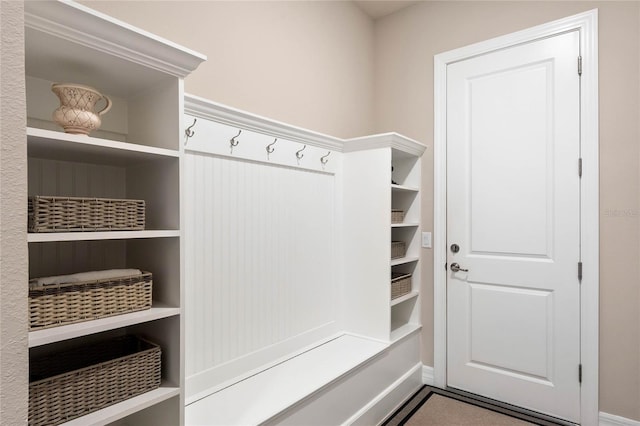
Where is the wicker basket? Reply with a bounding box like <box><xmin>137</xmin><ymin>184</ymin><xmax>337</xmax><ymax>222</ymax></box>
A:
<box><xmin>29</xmin><ymin>271</ymin><xmax>152</xmax><ymax>330</ymax></box>
<box><xmin>391</xmin><ymin>241</ymin><xmax>406</xmax><ymax>259</ymax></box>
<box><xmin>391</xmin><ymin>209</ymin><xmax>405</xmax><ymax>224</ymax></box>
<box><xmin>391</xmin><ymin>272</ymin><xmax>412</xmax><ymax>300</ymax></box>
<box><xmin>28</xmin><ymin>195</ymin><xmax>145</xmax><ymax>232</ymax></box>
<box><xmin>29</xmin><ymin>335</ymin><xmax>161</xmax><ymax>426</ymax></box>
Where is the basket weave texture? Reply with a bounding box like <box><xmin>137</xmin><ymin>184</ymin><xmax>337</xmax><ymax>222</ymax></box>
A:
<box><xmin>391</xmin><ymin>272</ymin><xmax>412</xmax><ymax>299</ymax></box>
<box><xmin>391</xmin><ymin>209</ymin><xmax>405</xmax><ymax>224</ymax></box>
<box><xmin>29</xmin><ymin>272</ymin><xmax>152</xmax><ymax>330</ymax></box>
<box><xmin>391</xmin><ymin>241</ymin><xmax>406</xmax><ymax>259</ymax></box>
<box><xmin>29</xmin><ymin>335</ymin><xmax>161</xmax><ymax>426</ymax></box>
<box><xmin>28</xmin><ymin>195</ymin><xmax>145</xmax><ymax>232</ymax></box>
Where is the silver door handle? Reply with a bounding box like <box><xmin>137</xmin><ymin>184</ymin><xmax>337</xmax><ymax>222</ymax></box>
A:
<box><xmin>450</xmin><ymin>263</ymin><xmax>468</xmax><ymax>272</ymax></box>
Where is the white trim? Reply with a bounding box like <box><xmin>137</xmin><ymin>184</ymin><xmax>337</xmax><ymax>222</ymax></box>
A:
<box><xmin>433</xmin><ymin>9</ymin><xmax>599</xmax><ymax>426</ymax></box>
<box><xmin>421</xmin><ymin>365</ymin><xmax>435</xmax><ymax>386</ymax></box>
<box><xmin>185</xmin><ymin>93</ymin><xmax>344</xmax><ymax>151</ymax></box>
<box><xmin>184</xmin><ymin>94</ymin><xmax>428</xmax><ymax>156</ymax></box>
<box><xmin>599</xmin><ymin>412</ymin><xmax>640</xmax><ymax>426</ymax></box>
<box><xmin>24</xmin><ymin>0</ymin><xmax>206</xmax><ymax>78</ymax></box>
<box><xmin>343</xmin><ymin>133</ymin><xmax>427</xmax><ymax>157</ymax></box>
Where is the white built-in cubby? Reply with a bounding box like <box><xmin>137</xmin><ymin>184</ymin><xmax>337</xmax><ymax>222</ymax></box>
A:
<box><xmin>24</xmin><ymin>1</ymin><xmax>204</xmax><ymax>425</ymax></box>
<box><xmin>181</xmin><ymin>97</ymin><xmax>426</xmax><ymax>425</ymax></box>
<box><xmin>343</xmin><ymin>135</ymin><xmax>426</xmax><ymax>343</ymax></box>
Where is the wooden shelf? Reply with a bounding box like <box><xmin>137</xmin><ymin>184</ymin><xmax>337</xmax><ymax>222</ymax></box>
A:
<box><xmin>60</xmin><ymin>386</ymin><xmax>180</xmax><ymax>426</ymax></box>
<box><xmin>28</xmin><ymin>230</ymin><xmax>180</xmax><ymax>243</ymax></box>
<box><xmin>391</xmin><ymin>223</ymin><xmax>419</xmax><ymax>228</ymax></box>
<box><xmin>391</xmin><ymin>291</ymin><xmax>419</xmax><ymax>307</ymax></box>
<box><xmin>391</xmin><ymin>256</ymin><xmax>419</xmax><ymax>266</ymax></box>
<box><xmin>29</xmin><ymin>304</ymin><xmax>180</xmax><ymax>347</ymax></box>
<box><xmin>389</xmin><ymin>323</ymin><xmax>421</xmax><ymax>343</ymax></box>
<box><xmin>27</xmin><ymin>127</ymin><xmax>179</xmax><ymax>165</ymax></box>
<box><xmin>391</xmin><ymin>184</ymin><xmax>419</xmax><ymax>193</ymax></box>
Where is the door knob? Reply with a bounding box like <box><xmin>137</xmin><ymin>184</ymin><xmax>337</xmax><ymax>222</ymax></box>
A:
<box><xmin>450</xmin><ymin>263</ymin><xmax>468</xmax><ymax>272</ymax></box>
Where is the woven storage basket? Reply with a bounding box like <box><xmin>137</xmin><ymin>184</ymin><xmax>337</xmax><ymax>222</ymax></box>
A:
<box><xmin>391</xmin><ymin>272</ymin><xmax>412</xmax><ymax>300</ymax></box>
<box><xmin>29</xmin><ymin>271</ymin><xmax>152</xmax><ymax>330</ymax></box>
<box><xmin>28</xmin><ymin>195</ymin><xmax>145</xmax><ymax>232</ymax></box>
<box><xmin>29</xmin><ymin>335</ymin><xmax>161</xmax><ymax>426</ymax></box>
<box><xmin>391</xmin><ymin>209</ymin><xmax>405</xmax><ymax>224</ymax></box>
<box><xmin>391</xmin><ymin>241</ymin><xmax>406</xmax><ymax>259</ymax></box>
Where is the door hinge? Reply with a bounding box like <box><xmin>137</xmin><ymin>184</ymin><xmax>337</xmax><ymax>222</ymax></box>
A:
<box><xmin>578</xmin><ymin>56</ymin><xmax>583</xmax><ymax>76</ymax></box>
<box><xmin>578</xmin><ymin>158</ymin><xmax>583</xmax><ymax>177</ymax></box>
<box><xmin>445</xmin><ymin>263</ymin><xmax>448</xmax><ymax>271</ymax></box>
<box><xmin>578</xmin><ymin>262</ymin><xmax>583</xmax><ymax>282</ymax></box>
<box><xmin>579</xmin><ymin>364</ymin><xmax>582</xmax><ymax>383</ymax></box>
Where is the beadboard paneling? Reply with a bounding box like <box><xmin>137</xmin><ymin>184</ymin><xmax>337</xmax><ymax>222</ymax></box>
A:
<box><xmin>184</xmin><ymin>151</ymin><xmax>339</xmax><ymax>394</ymax></box>
<box><xmin>28</xmin><ymin>157</ymin><xmax>126</xmax><ymax>198</ymax></box>
<box><xmin>28</xmin><ymin>158</ymin><xmax>129</xmax><ymax>278</ymax></box>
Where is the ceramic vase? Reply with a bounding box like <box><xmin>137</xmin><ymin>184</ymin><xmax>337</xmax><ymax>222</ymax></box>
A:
<box><xmin>51</xmin><ymin>83</ymin><xmax>112</xmax><ymax>135</ymax></box>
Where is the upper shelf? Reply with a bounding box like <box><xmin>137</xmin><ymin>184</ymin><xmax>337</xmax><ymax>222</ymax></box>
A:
<box><xmin>24</xmin><ymin>0</ymin><xmax>206</xmax><ymax>98</ymax></box>
<box><xmin>391</xmin><ymin>184</ymin><xmax>419</xmax><ymax>193</ymax></box>
<box><xmin>28</xmin><ymin>230</ymin><xmax>180</xmax><ymax>243</ymax></box>
<box><xmin>27</xmin><ymin>127</ymin><xmax>179</xmax><ymax>165</ymax></box>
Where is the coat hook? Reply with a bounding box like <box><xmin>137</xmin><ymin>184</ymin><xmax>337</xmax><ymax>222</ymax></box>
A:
<box><xmin>320</xmin><ymin>151</ymin><xmax>331</xmax><ymax>166</ymax></box>
<box><xmin>230</xmin><ymin>129</ymin><xmax>241</xmax><ymax>154</ymax></box>
<box><xmin>296</xmin><ymin>145</ymin><xmax>307</xmax><ymax>161</ymax></box>
<box><xmin>266</xmin><ymin>138</ymin><xmax>277</xmax><ymax>159</ymax></box>
<box><xmin>184</xmin><ymin>118</ymin><xmax>197</xmax><ymax>145</ymax></box>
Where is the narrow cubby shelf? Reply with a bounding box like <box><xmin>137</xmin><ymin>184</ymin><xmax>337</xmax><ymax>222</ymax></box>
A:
<box><xmin>60</xmin><ymin>386</ymin><xmax>180</xmax><ymax>426</ymax></box>
<box><xmin>28</xmin><ymin>230</ymin><xmax>180</xmax><ymax>243</ymax></box>
<box><xmin>389</xmin><ymin>323</ymin><xmax>422</xmax><ymax>343</ymax></box>
<box><xmin>390</xmin><ymin>291</ymin><xmax>419</xmax><ymax>307</ymax></box>
<box><xmin>29</xmin><ymin>305</ymin><xmax>181</xmax><ymax>347</ymax></box>
<box><xmin>391</xmin><ymin>256</ymin><xmax>419</xmax><ymax>267</ymax></box>
<box><xmin>391</xmin><ymin>223</ymin><xmax>420</xmax><ymax>228</ymax></box>
<box><xmin>391</xmin><ymin>184</ymin><xmax>419</xmax><ymax>193</ymax></box>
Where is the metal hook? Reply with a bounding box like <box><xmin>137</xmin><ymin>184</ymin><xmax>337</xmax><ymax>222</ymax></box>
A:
<box><xmin>296</xmin><ymin>145</ymin><xmax>307</xmax><ymax>161</ymax></box>
<box><xmin>266</xmin><ymin>138</ymin><xmax>277</xmax><ymax>159</ymax></box>
<box><xmin>320</xmin><ymin>151</ymin><xmax>331</xmax><ymax>166</ymax></box>
<box><xmin>230</xmin><ymin>130</ymin><xmax>241</xmax><ymax>154</ymax></box>
<box><xmin>184</xmin><ymin>118</ymin><xmax>197</xmax><ymax>145</ymax></box>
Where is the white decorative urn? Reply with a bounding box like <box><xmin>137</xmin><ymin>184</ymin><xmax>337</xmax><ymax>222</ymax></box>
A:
<box><xmin>51</xmin><ymin>83</ymin><xmax>112</xmax><ymax>135</ymax></box>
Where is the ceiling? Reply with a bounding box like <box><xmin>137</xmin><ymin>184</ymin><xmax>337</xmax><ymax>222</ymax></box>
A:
<box><xmin>353</xmin><ymin>1</ymin><xmax>421</xmax><ymax>19</ymax></box>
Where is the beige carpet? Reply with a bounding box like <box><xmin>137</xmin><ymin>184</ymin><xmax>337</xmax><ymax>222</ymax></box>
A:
<box><xmin>405</xmin><ymin>394</ymin><xmax>535</xmax><ymax>426</ymax></box>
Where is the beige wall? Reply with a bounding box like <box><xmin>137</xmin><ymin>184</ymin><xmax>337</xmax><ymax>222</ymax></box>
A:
<box><xmin>80</xmin><ymin>1</ymin><xmax>375</xmax><ymax>139</ymax></box>
<box><xmin>0</xmin><ymin>1</ymin><xmax>28</xmax><ymax>424</ymax></box>
<box><xmin>79</xmin><ymin>0</ymin><xmax>640</xmax><ymax>421</ymax></box>
<box><xmin>375</xmin><ymin>1</ymin><xmax>640</xmax><ymax>421</ymax></box>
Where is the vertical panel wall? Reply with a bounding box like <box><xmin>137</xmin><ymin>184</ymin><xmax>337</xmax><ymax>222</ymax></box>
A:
<box><xmin>183</xmin><ymin>108</ymin><xmax>344</xmax><ymax>400</ymax></box>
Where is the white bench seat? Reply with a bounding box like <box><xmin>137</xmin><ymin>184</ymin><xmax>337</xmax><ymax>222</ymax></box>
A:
<box><xmin>185</xmin><ymin>334</ymin><xmax>388</xmax><ymax>425</ymax></box>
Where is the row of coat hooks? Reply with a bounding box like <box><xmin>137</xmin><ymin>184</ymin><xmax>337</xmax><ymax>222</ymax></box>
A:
<box><xmin>185</xmin><ymin>118</ymin><xmax>331</xmax><ymax>167</ymax></box>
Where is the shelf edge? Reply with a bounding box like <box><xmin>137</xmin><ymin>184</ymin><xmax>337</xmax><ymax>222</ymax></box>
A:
<box><xmin>27</xmin><ymin>127</ymin><xmax>180</xmax><ymax>159</ymax></box>
<box><xmin>60</xmin><ymin>386</ymin><xmax>180</xmax><ymax>426</ymax></box>
<box><xmin>28</xmin><ymin>230</ymin><xmax>180</xmax><ymax>243</ymax></box>
<box><xmin>29</xmin><ymin>306</ymin><xmax>181</xmax><ymax>347</ymax></box>
<box><xmin>390</xmin><ymin>291</ymin><xmax>419</xmax><ymax>307</ymax></box>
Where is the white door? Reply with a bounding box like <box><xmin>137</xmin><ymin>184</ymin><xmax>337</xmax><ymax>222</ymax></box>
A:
<box><xmin>446</xmin><ymin>30</ymin><xmax>581</xmax><ymax>422</ymax></box>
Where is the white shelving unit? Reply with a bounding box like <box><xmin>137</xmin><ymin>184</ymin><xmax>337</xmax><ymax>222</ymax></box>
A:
<box><xmin>24</xmin><ymin>1</ymin><xmax>204</xmax><ymax>425</ymax></box>
<box><xmin>343</xmin><ymin>133</ymin><xmax>426</xmax><ymax>343</ymax></box>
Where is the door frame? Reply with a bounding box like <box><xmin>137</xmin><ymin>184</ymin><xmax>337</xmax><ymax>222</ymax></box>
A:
<box><xmin>433</xmin><ymin>9</ymin><xmax>599</xmax><ymax>425</ymax></box>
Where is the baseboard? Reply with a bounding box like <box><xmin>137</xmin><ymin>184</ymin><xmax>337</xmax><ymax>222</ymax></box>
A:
<box><xmin>600</xmin><ymin>412</ymin><xmax>640</xmax><ymax>426</ymax></box>
<box><xmin>422</xmin><ymin>364</ymin><xmax>435</xmax><ymax>386</ymax></box>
